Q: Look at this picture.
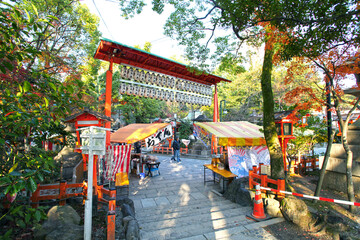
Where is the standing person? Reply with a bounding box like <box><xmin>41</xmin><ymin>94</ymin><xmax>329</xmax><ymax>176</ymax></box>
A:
<box><xmin>134</xmin><ymin>141</ymin><xmax>142</xmax><ymax>154</ymax></box>
<box><xmin>172</xmin><ymin>136</ymin><xmax>181</xmax><ymax>163</ymax></box>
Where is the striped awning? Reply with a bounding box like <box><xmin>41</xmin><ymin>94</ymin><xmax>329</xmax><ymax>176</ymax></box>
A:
<box><xmin>194</xmin><ymin>121</ymin><xmax>266</xmax><ymax>146</ymax></box>
<box><xmin>111</xmin><ymin>123</ymin><xmax>171</xmax><ymax>144</ymax></box>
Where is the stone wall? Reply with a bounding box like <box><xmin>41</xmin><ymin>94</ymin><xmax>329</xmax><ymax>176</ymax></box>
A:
<box><xmin>324</xmin><ymin>120</ymin><xmax>360</xmax><ymax>194</ymax></box>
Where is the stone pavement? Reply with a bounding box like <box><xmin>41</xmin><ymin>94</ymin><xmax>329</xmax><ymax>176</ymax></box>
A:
<box><xmin>128</xmin><ymin>154</ymin><xmax>283</xmax><ymax>240</ymax></box>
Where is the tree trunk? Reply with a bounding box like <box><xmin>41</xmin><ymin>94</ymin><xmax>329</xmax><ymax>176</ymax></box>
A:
<box><xmin>341</xmin><ymin>119</ymin><xmax>356</xmax><ymax>213</ymax></box>
<box><xmin>314</xmin><ymin>130</ymin><xmax>335</xmax><ymax>199</ymax></box>
<box><xmin>335</xmin><ymin>96</ymin><xmax>360</xmax><ymax>213</ymax></box>
<box><xmin>261</xmin><ymin>38</ymin><xmax>284</xmax><ymax>179</ymax></box>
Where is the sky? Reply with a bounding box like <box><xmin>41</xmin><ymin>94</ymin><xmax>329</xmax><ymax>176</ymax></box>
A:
<box><xmin>82</xmin><ymin>0</ymin><xmax>184</xmax><ymax>60</ymax></box>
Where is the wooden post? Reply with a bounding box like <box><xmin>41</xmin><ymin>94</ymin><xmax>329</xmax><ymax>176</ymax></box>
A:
<box><xmin>107</xmin><ymin>211</ymin><xmax>116</xmax><ymax>240</ymax></box>
<box><xmin>259</xmin><ymin>163</ymin><xmax>264</xmax><ymax>175</ymax></box>
<box><xmin>59</xmin><ymin>180</ymin><xmax>67</xmax><ymax>206</ymax></box>
<box><xmin>105</xmin><ymin>59</ymin><xmax>113</xmax><ymax>146</ymax></box>
<box><xmin>252</xmin><ymin>165</ymin><xmax>257</xmax><ymax>174</ymax></box>
<box><xmin>260</xmin><ymin>174</ymin><xmax>268</xmax><ymax>188</ymax></box>
<box><xmin>30</xmin><ymin>184</ymin><xmax>40</xmax><ymax>208</ymax></box>
<box><xmin>249</xmin><ymin>170</ymin><xmax>254</xmax><ymax>189</ymax></box>
<box><xmin>277</xmin><ymin>178</ymin><xmax>285</xmax><ymax>199</ymax></box>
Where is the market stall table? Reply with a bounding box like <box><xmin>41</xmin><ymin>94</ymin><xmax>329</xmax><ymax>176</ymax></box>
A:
<box><xmin>203</xmin><ymin>164</ymin><xmax>237</xmax><ymax>193</ymax></box>
<box><xmin>146</xmin><ymin>161</ymin><xmax>160</xmax><ymax>177</ymax></box>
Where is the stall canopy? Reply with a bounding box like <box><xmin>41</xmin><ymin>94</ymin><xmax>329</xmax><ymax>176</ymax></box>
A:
<box><xmin>111</xmin><ymin>123</ymin><xmax>170</xmax><ymax>144</ymax></box>
<box><xmin>194</xmin><ymin>121</ymin><xmax>266</xmax><ymax>146</ymax></box>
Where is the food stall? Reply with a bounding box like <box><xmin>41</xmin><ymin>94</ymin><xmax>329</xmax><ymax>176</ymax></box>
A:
<box><xmin>108</xmin><ymin>123</ymin><xmax>172</xmax><ymax>178</ymax></box>
<box><xmin>193</xmin><ymin>121</ymin><xmax>270</xmax><ymax>178</ymax></box>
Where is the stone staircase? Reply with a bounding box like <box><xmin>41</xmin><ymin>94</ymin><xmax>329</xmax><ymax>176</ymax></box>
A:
<box><xmin>134</xmin><ymin>183</ymin><xmax>280</xmax><ymax>239</ymax></box>
<box><xmin>324</xmin><ymin>119</ymin><xmax>360</xmax><ymax>194</ymax></box>
<box><xmin>129</xmin><ymin>157</ymin><xmax>282</xmax><ymax>240</ymax></box>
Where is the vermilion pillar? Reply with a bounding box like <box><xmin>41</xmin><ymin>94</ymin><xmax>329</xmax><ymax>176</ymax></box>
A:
<box><xmin>213</xmin><ymin>85</ymin><xmax>219</xmax><ymax>122</ymax></box>
<box><xmin>105</xmin><ymin>59</ymin><xmax>113</xmax><ymax>145</ymax></box>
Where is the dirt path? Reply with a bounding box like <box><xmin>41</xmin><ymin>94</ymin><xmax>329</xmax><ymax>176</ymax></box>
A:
<box><xmin>264</xmin><ymin>174</ymin><xmax>360</xmax><ymax>240</ymax></box>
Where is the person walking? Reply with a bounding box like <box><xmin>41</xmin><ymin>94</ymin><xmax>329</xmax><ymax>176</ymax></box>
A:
<box><xmin>172</xmin><ymin>136</ymin><xmax>181</xmax><ymax>163</ymax></box>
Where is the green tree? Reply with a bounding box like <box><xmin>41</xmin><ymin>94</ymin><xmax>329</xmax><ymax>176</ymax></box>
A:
<box><xmin>17</xmin><ymin>0</ymin><xmax>101</xmax><ymax>79</ymax></box>
<box><xmin>116</xmin><ymin>0</ymin><xmax>358</xmax><ymax>179</ymax></box>
<box><xmin>0</xmin><ymin>1</ymin><xmax>99</xmax><ymax>237</ymax></box>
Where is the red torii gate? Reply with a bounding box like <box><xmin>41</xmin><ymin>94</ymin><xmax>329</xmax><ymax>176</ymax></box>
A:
<box><xmin>93</xmin><ymin>38</ymin><xmax>231</xmax><ymax>145</ymax></box>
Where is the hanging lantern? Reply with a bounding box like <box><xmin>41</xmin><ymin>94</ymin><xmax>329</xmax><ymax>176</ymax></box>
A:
<box><xmin>144</xmin><ymin>87</ymin><xmax>149</xmax><ymax>97</ymax></box>
<box><xmin>208</xmin><ymin>86</ymin><xmax>213</xmax><ymax>96</ymax></box>
<box><xmin>134</xmin><ymin>68</ymin><xmax>140</xmax><ymax>81</ymax></box>
<box><xmin>148</xmin><ymin>88</ymin><xmax>154</xmax><ymax>98</ymax></box>
<box><xmin>121</xmin><ymin>67</ymin><xmax>128</xmax><ymax>79</ymax></box>
<box><xmin>169</xmin><ymin>77</ymin><xmax>175</xmax><ymax>88</ymax></box>
<box><xmin>158</xmin><ymin>75</ymin><xmax>163</xmax><ymax>86</ymax></box>
<box><xmin>145</xmin><ymin>72</ymin><xmax>151</xmax><ymax>83</ymax></box>
<box><xmin>139</xmin><ymin>86</ymin><xmax>145</xmax><ymax>97</ymax></box>
<box><xmin>133</xmin><ymin>85</ymin><xmax>140</xmax><ymax>95</ymax></box>
<box><xmin>190</xmin><ymin>95</ymin><xmax>195</xmax><ymax>104</ymax></box>
<box><xmin>169</xmin><ymin>91</ymin><xmax>175</xmax><ymax>101</ymax></box>
<box><xmin>176</xmin><ymin>79</ymin><xmax>182</xmax><ymax>90</ymax></box>
<box><xmin>127</xmin><ymin>68</ymin><xmax>134</xmax><ymax>80</ymax></box>
<box><xmin>140</xmin><ymin>71</ymin><xmax>145</xmax><ymax>82</ymax></box>
<box><xmin>127</xmin><ymin>85</ymin><xmax>133</xmax><ymax>95</ymax></box>
<box><xmin>163</xmin><ymin>90</ymin><xmax>169</xmax><ymax>100</ymax></box>
<box><xmin>122</xmin><ymin>83</ymin><xmax>129</xmax><ymax>94</ymax></box>
<box><xmin>155</xmin><ymin>89</ymin><xmax>160</xmax><ymax>99</ymax></box>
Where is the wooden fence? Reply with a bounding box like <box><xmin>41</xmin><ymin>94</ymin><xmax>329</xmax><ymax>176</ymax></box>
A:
<box><xmin>249</xmin><ymin>164</ymin><xmax>286</xmax><ymax>199</ymax></box>
<box><xmin>152</xmin><ymin>146</ymin><xmax>188</xmax><ymax>154</ymax></box>
<box><xmin>290</xmin><ymin>157</ymin><xmax>320</xmax><ymax>174</ymax></box>
<box><xmin>30</xmin><ymin>180</ymin><xmax>87</xmax><ymax>208</ymax></box>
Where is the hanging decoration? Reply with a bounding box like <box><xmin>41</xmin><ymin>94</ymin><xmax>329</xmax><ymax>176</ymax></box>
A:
<box><xmin>118</xmin><ymin>65</ymin><xmax>213</xmax><ymax>106</ymax></box>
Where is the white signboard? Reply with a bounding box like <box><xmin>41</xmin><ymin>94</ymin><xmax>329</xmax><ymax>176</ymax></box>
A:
<box><xmin>145</xmin><ymin>124</ymin><xmax>173</xmax><ymax>148</ymax></box>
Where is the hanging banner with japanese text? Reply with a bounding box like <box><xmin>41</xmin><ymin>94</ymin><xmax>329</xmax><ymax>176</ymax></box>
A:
<box><xmin>145</xmin><ymin>124</ymin><xmax>173</xmax><ymax>148</ymax></box>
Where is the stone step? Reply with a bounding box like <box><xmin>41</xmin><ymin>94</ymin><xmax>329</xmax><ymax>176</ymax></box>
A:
<box><xmin>139</xmin><ymin>206</ymin><xmax>252</xmax><ymax>231</ymax></box>
<box><xmin>140</xmin><ymin>213</ymin><xmax>252</xmax><ymax>240</ymax></box>
<box><xmin>136</xmin><ymin>194</ymin><xmax>232</xmax><ymax>217</ymax></box>
<box><xmin>138</xmin><ymin>202</ymin><xmax>251</xmax><ymax>225</ymax></box>
<box><xmin>347</xmin><ymin>129</ymin><xmax>360</xmax><ymax>145</ymax></box>
<box><xmin>177</xmin><ymin>218</ymin><xmax>284</xmax><ymax>240</ymax></box>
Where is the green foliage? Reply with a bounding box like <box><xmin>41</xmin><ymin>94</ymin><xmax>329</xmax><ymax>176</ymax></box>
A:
<box><xmin>17</xmin><ymin>0</ymin><xmax>101</xmax><ymax>78</ymax></box>
<box><xmin>0</xmin><ymin>1</ymin><xmax>99</xmax><ymax>238</ymax></box>
<box><xmin>288</xmin><ymin>116</ymin><xmax>328</xmax><ymax>158</ymax></box>
<box><xmin>1</xmin><ymin>204</ymin><xmax>47</xmax><ymax>239</ymax></box>
<box><xmin>116</xmin><ymin>95</ymin><xmax>168</xmax><ymax>124</ymax></box>
<box><xmin>178</xmin><ymin>120</ymin><xmax>193</xmax><ymax>147</ymax></box>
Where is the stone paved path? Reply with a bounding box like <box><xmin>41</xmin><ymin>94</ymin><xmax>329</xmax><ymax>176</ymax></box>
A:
<box><xmin>128</xmin><ymin>154</ymin><xmax>283</xmax><ymax>240</ymax></box>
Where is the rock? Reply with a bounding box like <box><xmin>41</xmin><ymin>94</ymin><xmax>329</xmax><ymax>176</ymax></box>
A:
<box><xmin>121</xmin><ymin>203</ymin><xmax>135</xmax><ymax>218</ymax></box>
<box><xmin>45</xmin><ymin>223</ymin><xmax>83</xmax><ymax>240</ymax></box>
<box><xmin>280</xmin><ymin>196</ymin><xmax>316</xmax><ymax>231</ymax></box>
<box><xmin>34</xmin><ymin>205</ymin><xmax>82</xmax><ymax>240</ymax></box>
<box><xmin>325</xmin><ymin>214</ymin><xmax>348</xmax><ymax>232</ymax></box>
<box><xmin>47</xmin><ymin>205</ymin><xmax>80</xmax><ymax>225</ymax></box>
<box><xmin>264</xmin><ymin>198</ymin><xmax>283</xmax><ymax>218</ymax></box>
<box><xmin>223</xmin><ymin>179</ymin><xmax>252</xmax><ymax>206</ymax></box>
<box><xmin>116</xmin><ymin>197</ymin><xmax>135</xmax><ymax>213</ymax></box>
<box><xmin>125</xmin><ymin>219</ymin><xmax>140</xmax><ymax>240</ymax></box>
<box><xmin>122</xmin><ymin>215</ymin><xmax>135</xmax><ymax>230</ymax></box>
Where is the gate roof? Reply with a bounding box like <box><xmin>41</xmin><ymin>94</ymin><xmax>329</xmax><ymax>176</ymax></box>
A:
<box><xmin>94</xmin><ymin>38</ymin><xmax>230</xmax><ymax>86</ymax></box>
